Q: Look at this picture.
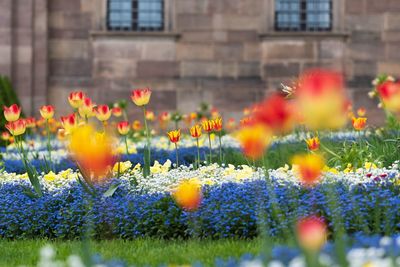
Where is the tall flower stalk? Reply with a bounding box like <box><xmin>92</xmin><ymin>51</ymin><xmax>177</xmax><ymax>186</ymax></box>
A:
<box><xmin>213</xmin><ymin>118</ymin><xmax>223</xmax><ymax>164</ymax></box>
<box><xmin>202</xmin><ymin>120</ymin><xmax>215</xmax><ymax>165</ymax></box>
<box><xmin>131</xmin><ymin>88</ymin><xmax>152</xmax><ymax>177</ymax></box>
<box><xmin>117</xmin><ymin>121</ymin><xmax>130</xmax><ymax>155</ymax></box>
<box><xmin>167</xmin><ymin>129</ymin><xmax>181</xmax><ymax>167</ymax></box>
<box><xmin>190</xmin><ymin>125</ymin><xmax>202</xmax><ymax>169</ymax></box>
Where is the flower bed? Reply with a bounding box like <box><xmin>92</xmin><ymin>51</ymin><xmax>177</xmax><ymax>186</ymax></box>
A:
<box><xmin>1</xmin><ymin>163</ymin><xmax>399</xmax><ymax>239</ymax></box>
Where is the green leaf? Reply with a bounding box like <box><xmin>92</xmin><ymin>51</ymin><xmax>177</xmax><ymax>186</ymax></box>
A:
<box><xmin>103</xmin><ymin>183</ymin><xmax>119</xmax><ymax>198</ymax></box>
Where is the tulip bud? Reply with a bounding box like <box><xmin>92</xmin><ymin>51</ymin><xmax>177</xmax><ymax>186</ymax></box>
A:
<box><xmin>40</xmin><ymin>105</ymin><xmax>55</xmax><ymax>120</ymax></box>
<box><xmin>131</xmin><ymin>88</ymin><xmax>151</xmax><ymax>106</ymax></box>
<box><xmin>3</xmin><ymin>104</ymin><xmax>21</xmax><ymax>122</ymax></box>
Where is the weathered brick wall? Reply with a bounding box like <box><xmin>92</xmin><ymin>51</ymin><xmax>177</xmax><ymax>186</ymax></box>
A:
<box><xmin>2</xmin><ymin>0</ymin><xmax>400</xmax><ymax>124</ymax></box>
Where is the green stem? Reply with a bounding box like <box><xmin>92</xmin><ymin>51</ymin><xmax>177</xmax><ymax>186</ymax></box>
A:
<box><xmin>218</xmin><ymin>132</ymin><xmax>222</xmax><ymax>165</ymax></box>
<box><xmin>175</xmin><ymin>142</ymin><xmax>179</xmax><ymax>167</ymax></box>
<box><xmin>46</xmin><ymin>119</ymin><xmax>52</xmax><ymax>163</ymax></box>
<box><xmin>142</xmin><ymin>106</ymin><xmax>151</xmax><ymax>177</ymax></box>
<box><xmin>196</xmin><ymin>138</ymin><xmax>200</xmax><ymax>169</ymax></box>
<box><xmin>208</xmin><ymin>133</ymin><xmax>212</xmax><ymax>165</ymax></box>
<box><xmin>124</xmin><ymin>135</ymin><xmax>129</xmax><ymax>155</ymax></box>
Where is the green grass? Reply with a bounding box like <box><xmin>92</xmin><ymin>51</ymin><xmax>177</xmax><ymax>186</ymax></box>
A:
<box><xmin>0</xmin><ymin>239</ymin><xmax>262</xmax><ymax>267</ymax></box>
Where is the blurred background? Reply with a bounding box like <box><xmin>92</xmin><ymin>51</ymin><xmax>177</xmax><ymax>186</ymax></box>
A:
<box><xmin>0</xmin><ymin>0</ymin><xmax>398</xmax><ymax>124</ymax></box>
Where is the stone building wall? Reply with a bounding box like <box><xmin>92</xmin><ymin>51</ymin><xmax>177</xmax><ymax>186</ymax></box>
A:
<box><xmin>1</xmin><ymin>0</ymin><xmax>400</xmax><ymax>124</ymax></box>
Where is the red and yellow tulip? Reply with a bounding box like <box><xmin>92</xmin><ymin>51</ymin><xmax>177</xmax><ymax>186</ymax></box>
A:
<box><xmin>68</xmin><ymin>91</ymin><xmax>85</xmax><ymax>109</ymax></box>
<box><xmin>377</xmin><ymin>81</ymin><xmax>400</xmax><ymax>115</ymax></box>
<box><xmin>95</xmin><ymin>105</ymin><xmax>112</xmax><ymax>122</ymax></box>
<box><xmin>40</xmin><ymin>105</ymin><xmax>55</xmax><ymax>120</ymax></box>
<box><xmin>131</xmin><ymin>88</ymin><xmax>151</xmax><ymax>106</ymax></box>
<box><xmin>167</xmin><ymin>129</ymin><xmax>181</xmax><ymax>143</ymax></box>
<box><xmin>202</xmin><ymin>119</ymin><xmax>215</xmax><ymax>133</ymax></box>
<box><xmin>352</xmin><ymin>117</ymin><xmax>367</xmax><ymax>131</ymax></box>
<box><xmin>3</xmin><ymin>104</ymin><xmax>21</xmax><ymax>122</ymax></box>
<box><xmin>5</xmin><ymin>119</ymin><xmax>26</xmax><ymax>136</ymax></box>
<box><xmin>117</xmin><ymin>121</ymin><xmax>130</xmax><ymax>135</ymax></box>
<box><xmin>190</xmin><ymin>125</ymin><xmax>202</xmax><ymax>138</ymax></box>
<box><xmin>112</xmin><ymin>107</ymin><xmax>122</xmax><ymax>117</ymax></box>
<box><xmin>61</xmin><ymin>113</ymin><xmax>77</xmax><ymax>134</ymax></box>
<box><xmin>305</xmin><ymin>137</ymin><xmax>320</xmax><ymax>151</ymax></box>
<box><xmin>78</xmin><ymin>97</ymin><xmax>95</xmax><ymax>119</ymax></box>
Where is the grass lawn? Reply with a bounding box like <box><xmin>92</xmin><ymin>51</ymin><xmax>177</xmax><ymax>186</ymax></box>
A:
<box><xmin>0</xmin><ymin>238</ymin><xmax>262</xmax><ymax>267</ymax></box>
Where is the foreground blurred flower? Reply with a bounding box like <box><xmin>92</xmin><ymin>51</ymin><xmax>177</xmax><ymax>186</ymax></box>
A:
<box><xmin>377</xmin><ymin>81</ymin><xmax>400</xmax><ymax>115</ymax></box>
<box><xmin>236</xmin><ymin>124</ymin><xmax>272</xmax><ymax>160</ymax></box>
<box><xmin>296</xmin><ymin>69</ymin><xmax>348</xmax><ymax>130</ymax></box>
<box><xmin>352</xmin><ymin>117</ymin><xmax>367</xmax><ymax>131</ymax></box>
<box><xmin>190</xmin><ymin>125</ymin><xmax>202</xmax><ymax>169</ymax></box>
<box><xmin>131</xmin><ymin>88</ymin><xmax>151</xmax><ymax>107</ymax></box>
<box><xmin>5</xmin><ymin>119</ymin><xmax>26</xmax><ymax>136</ymax></box>
<box><xmin>173</xmin><ymin>179</ymin><xmax>202</xmax><ymax>211</ymax></box>
<box><xmin>68</xmin><ymin>91</ymin><xmax>85</xmax><ymax>109</ymax></box>
<box><xmin>167</xmin><ymin>129</ymin><xmax>181</xmax><ymax>166</ymax></box>
<box><xmin>297</xmin><ymin>216</ymin><xmax>327</xmax><ymax>252</ymax></box>
<box><xmin>95</xmin><ymin>105</ymin><xmax>112</xmax><ymax>122</ymax></box>
<box><xmin>3</xmin><ymin>104</ymin><xmax>21</xmax><ymax>122</ymax></box>
<box><xmin>61</xmin><ymin>113</ymin><xmax>77</xmax><ymax>134</ymax></box>
<box><xmin>306</xmin><ymin>137</ymin><xmax>320</xmax><ymax>151</ymax></box>
<box><xmin>292</xmin><ymin>153</ymin><xmax>325</xmax><ymax>186</ymax></box>
<box><xmin>39</xmin><ymin>105</ymin><xmax>55</xmax><ymax>120</ymax></box>
<box><xmin>254</xmin><ymin>94</ymin><xmax>296</xmax><ymax>134</ymax></box>
<box><xmin>68</xmin><ymin>124</ymin><xmax>116</xmax><ymax>181</ymax></box>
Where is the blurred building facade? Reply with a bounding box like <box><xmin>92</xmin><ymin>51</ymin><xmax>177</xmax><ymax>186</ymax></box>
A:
<box><xmin>0</xmin><ymin>0</ymin><xmax>399</xmax><ymax>123</ymax></box>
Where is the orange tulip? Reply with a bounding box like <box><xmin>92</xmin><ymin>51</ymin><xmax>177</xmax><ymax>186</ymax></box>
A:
<box><xmin>352</xmin><ymin>117</ymin><xmax>367</xmax><ymax>131</ymax></box>
<box><xmin>357</xmin><ymin>107</ymin><xmax>366</xmax><ymax>117</ymax></box>
<box><xmin>95</xmin><ymin>105</ymin><xmax>112</xmax><ymax>122</ymax></box>
<box><xmin>254</xmin><ymin>94</ymin><xmax>296</xmax><ymax>134</ymax></box>
<box><xmin>297</xmin><ymin>216</ymin><xmax>327</xmax><ymax>252</ymax></box>
<box><xmin>117</xmin><ymin>121</ymin><xmax>130</xmax><ymax>135</ymax></box>
<box><xmin>190</xmin><ymin>125</ymin><xmax>202</xmax><ymax>138</ymax></box>
<box><xmin>79</xmin><ymin>97</ymin><xmax>95</xmax><ymax>118</ymax></box>
<box><xmin>167</xmin><ymin>129</ymin><xmax>181</xmax><ymax>143</ymax></box>
<box><xmin>132</xmin><ymin>120</ymin><xmax>142</xmax><ymax>131</ymax></box>
<box><xmin>296</xmin><ymin>69</ymin><xmax>348</xmax><ymax>130</ymax></box>
<box><xmin>112</xmin><ymin>107</ymin><xmax>122</xmax><ymax>117</ymax></box>
<box><xmin>236</xmin><ymin>124</ymin><xmax>272</xmax><ymax>160</ymax></box>
<box><xmin>68</xmin><ymin>91</ymin><xmax>85</xmax><ymax>108</ymax></box>
<box><xmin>202</xmin><ymin>119</ymin><xmax>215</xmax><ymax>133</ymax></box>
<box><xmin>68</xmin><ymin>124</ymin><xmax>116</xmax><ymax>181</ymax></box>
<box><xmin>131</xmin><ymin>88</ymin><xmax>151</xmax><ymax>106</ymax></box>
<box><xmin>377</xmin><ymin>81</ymin><xmax>400</xmax><ymax>114</ymax></box>
<box><xmin>292</xmin><ymin>154</ymin><xmax>325</xmax><ymax>186</ymax></box>
<box><xmin>213</xmin><ymin>117</ymin><xmax>223</xmax><ymax>132</ymax></box>
<box><xmin>61</xmin><ymin>113</ymin><xmax>77</xmax><ymax>133</ymax></box>
<box><xmin>305</xmin><ymin>137</ymin><xmax>320</xmax><ymax>151</ymax></box>
<box><xmin>1</xmin><ymin>131</ymin><xmax>10</xmax><ymax>141</ymax></box>
<box><xmin>173</xmin><ymin>179</ymin><xmax>202</xmax><ymax>211</ymax></box>
<box><xmin>3</xmin><ymin>104</ymin><xmax>21</xmax><ymax>122</ymax></box>
<box><xmin>40</xmin><ymin>105</ymin><xmax>55</xmax><ymax>120</ymax></box>
<box><xmin>5</xmin><ymin>119</ymin><xmax>26</xmax><ymax>136</ymax></box>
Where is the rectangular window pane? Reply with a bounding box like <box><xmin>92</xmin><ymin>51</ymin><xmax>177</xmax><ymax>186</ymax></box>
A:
<box><xmin>275</xmin><ymin>0</ymin><xmax>332</xmax><ymax>31</ymax></box>
<box><xmin>107</xmin><ymin>0</ymin><xmax>164</xmax><ymax>31</ymax></box>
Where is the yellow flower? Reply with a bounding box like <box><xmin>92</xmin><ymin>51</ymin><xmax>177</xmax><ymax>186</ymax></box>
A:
<box><xmin>173</xmin><ymin>178</ymin><xmax>202</xmax><ymax>211</ymax></box>
<box><xmin>44</xmin><ymin>171</ymin><xmax>58</xmax><ymax>182</ymax></box>
<box><xmin>364</xmin><ymin>162</ymin><xmax>377</xmax><ymax>170</ymax></box>
<box><xmin>323</xmin><ymin>165</ymin><xmax>339</xmax><ymax>174</ymax></box>
<box><xmin>59</xmin><ymin>169</ymin><xmax>73</xmax><ymax>179</ymax></box>
<box><xmin>18</xmin><ymin>173</ymin><xmax>29</xmax><ymax>179</ymax></box>
<box><xmin>113</xmin><ymin>161</ymin><xmax>132</xmax><ymax>174</ymax></box>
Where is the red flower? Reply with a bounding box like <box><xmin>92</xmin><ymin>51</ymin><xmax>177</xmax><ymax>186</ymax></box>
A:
<box><xmin>297</xmin><ymin>216</ymin><xmax>327</xmax><ymax>252</ymax></box>
<box><xmin>117</xmin><ymin>121</ymin><xmax>130</xmax><ymax>135</ymax></box>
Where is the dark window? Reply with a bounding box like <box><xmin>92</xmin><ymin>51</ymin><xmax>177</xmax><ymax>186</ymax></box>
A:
<box><xmin>275</xmin><ymin>0</ymin><xmax>332</xmax><ymax>31</ymax></box>
<box><xmin>107</xmin><ymin>0</ymin><xmax>164</xmax><ymax>31</ymax></box>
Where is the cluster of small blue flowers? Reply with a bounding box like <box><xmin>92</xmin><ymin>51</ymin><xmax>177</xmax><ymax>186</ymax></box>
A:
<box><xmin>0</xmin><ymin>176</ymin><xmax>398</xmax><ymax>240</ymax></box>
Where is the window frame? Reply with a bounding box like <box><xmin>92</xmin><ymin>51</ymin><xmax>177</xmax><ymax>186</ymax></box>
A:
<box><xmin>263</xmin><ymin>0</ymin><xmax>344</xmax><ymax>33</ymax></box>
<box><xmin>104</xmin><ymin>0</ymin><xmax>175</xmax><ymax>32</ymax></box>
